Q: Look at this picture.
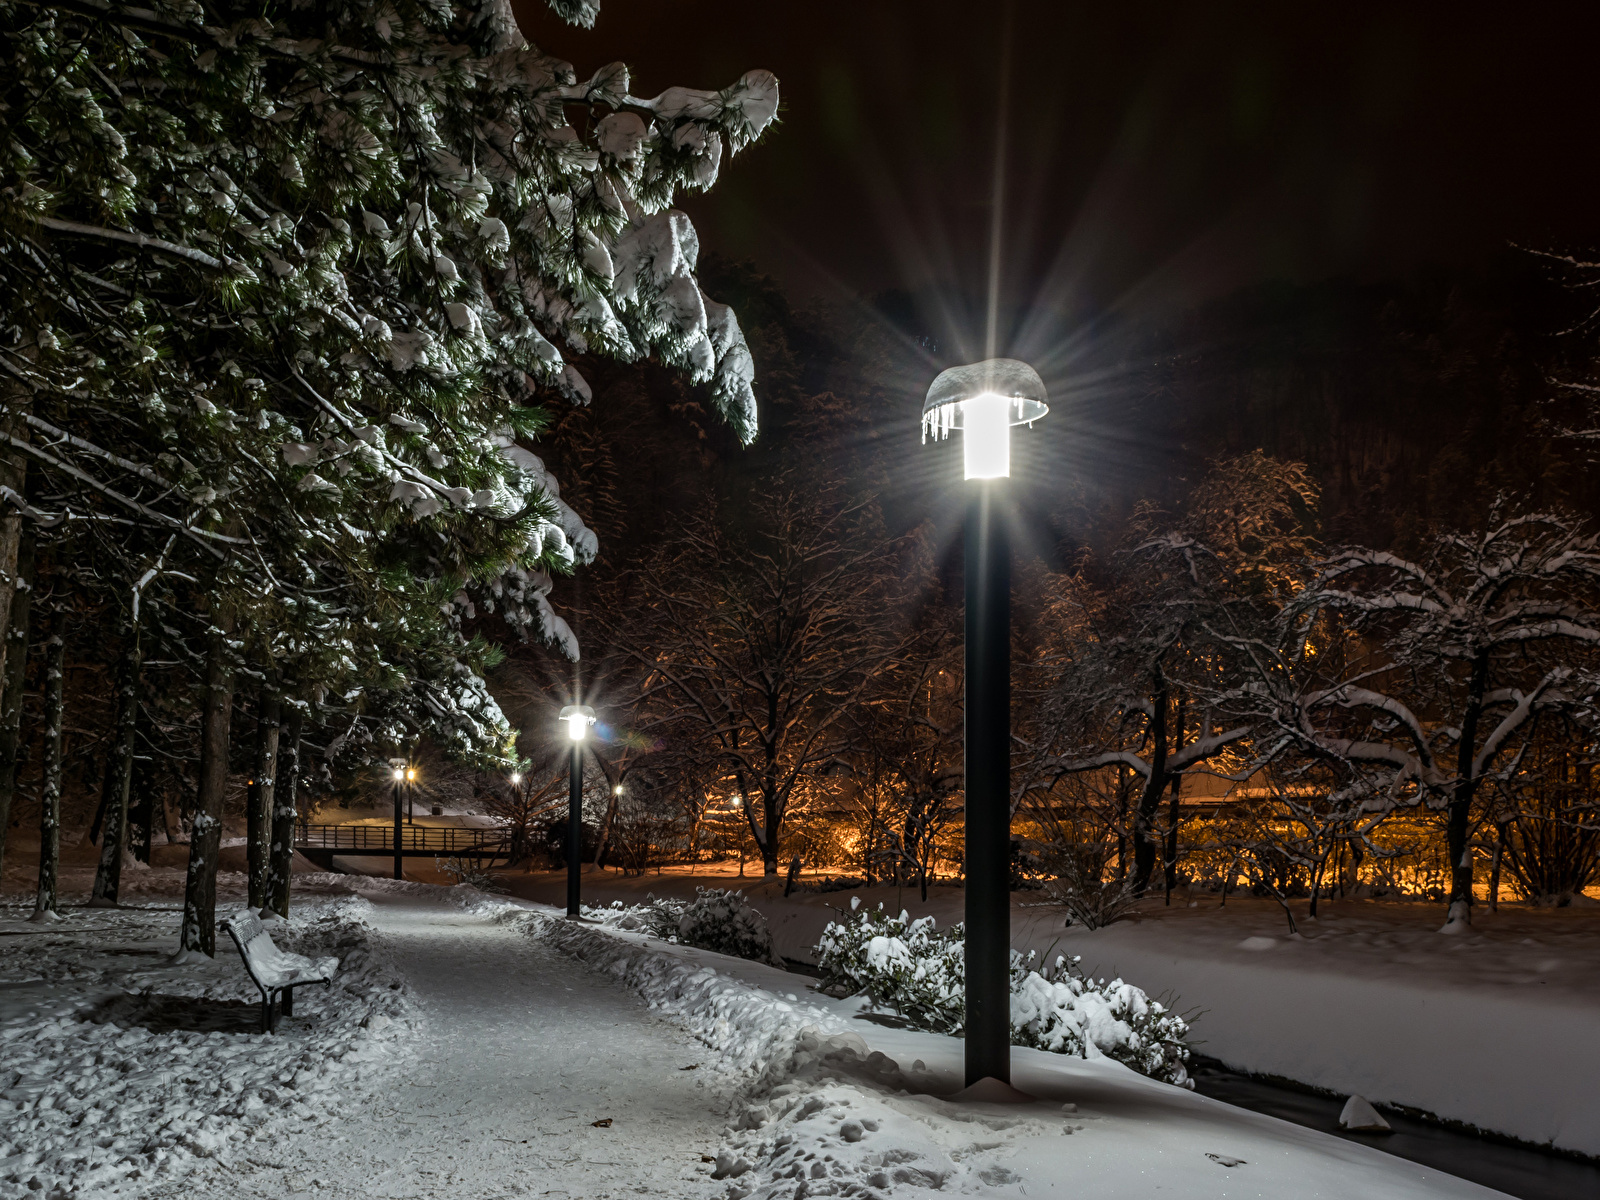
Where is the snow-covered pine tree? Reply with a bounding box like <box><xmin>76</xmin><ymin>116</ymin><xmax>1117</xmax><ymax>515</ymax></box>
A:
<box><xmin>2</xmin><ymin>0</ymin><xmax>777</xmax><ymax>947</ymax></box>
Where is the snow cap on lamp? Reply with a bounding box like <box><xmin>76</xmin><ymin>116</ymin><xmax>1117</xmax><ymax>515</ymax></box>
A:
<box><xmin>922</xmin><ymin>358</ymin><xmax>1048</xmax><ymax>479</ymax></box>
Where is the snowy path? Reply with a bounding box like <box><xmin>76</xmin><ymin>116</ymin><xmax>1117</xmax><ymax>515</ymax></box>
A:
<box><xmin>205</xmin><ymin>894</ymin><xmax>726</xmax><ymax>1200</ymax></box>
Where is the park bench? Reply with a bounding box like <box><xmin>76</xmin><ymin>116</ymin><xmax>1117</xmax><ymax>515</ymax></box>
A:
<box><xmin>221</xmin><ymin>910</ymin><xmax>340</xmax><ymax>1034</ymax></box>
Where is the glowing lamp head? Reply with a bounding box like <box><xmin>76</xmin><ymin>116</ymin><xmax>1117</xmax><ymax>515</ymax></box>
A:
<box><xmin>558</xmin><ymin>704</ymin><xmax>596</xmax><ymax>742</ymax></box>
<box><xmin>391</xmin><ymin>767</ymin><xmax>405</xmax><ymax>782</ymax></box>
<box><xmin>406</xmin><ymin>767</ymin><xmax>416</xmax><ymax>782</ymax></box>
<box><xmin>510</xmin><ymin>771</ymin><xmax>522</xmax><ymax>785</ymax></box>
<box><xmin>921</xmin><ymin>358</ymin><xmax>1048</xmax><ymax>480</ymax></box>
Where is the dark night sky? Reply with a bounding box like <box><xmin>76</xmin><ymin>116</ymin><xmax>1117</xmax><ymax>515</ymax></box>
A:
<box><xmin>518</xmin><ymin>0</ymin><xmax>1600</xmax><ymax>347</ymax></box>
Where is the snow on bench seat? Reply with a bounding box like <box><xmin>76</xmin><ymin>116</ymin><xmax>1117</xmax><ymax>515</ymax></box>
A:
<box><xmin>222</xmin><ymin>910</ymin><xmax>339</xmax><ymax>1033</ymax></box>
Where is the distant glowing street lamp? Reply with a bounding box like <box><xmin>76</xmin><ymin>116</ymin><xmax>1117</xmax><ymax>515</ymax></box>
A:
<box><xmin>388</xmin><ymin>759</ymin><xmax>407</xmax><ymax>880</ymax></box>
<box><xmin>510</xmin><ymin>771</ymin><xmax>522</xmax><ymax>786</ymax></box>
<box><xmin>558</xmin><ymin>705</ymin><xmax>596</xmax><ymax>916</ymax></box>
<box><xmin>922</xmin><ymin>357</ymin><xmax>1048</xmax><ymax>1089</ymax></box>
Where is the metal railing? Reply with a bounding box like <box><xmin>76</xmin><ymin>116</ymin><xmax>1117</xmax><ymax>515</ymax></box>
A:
<box><xmin>295</xmin><ymin>824</ymin><xmax>507</xmax><ymax>854</ymax></box>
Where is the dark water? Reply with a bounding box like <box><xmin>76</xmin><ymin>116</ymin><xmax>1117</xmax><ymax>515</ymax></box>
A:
<box><xmin>1190</xmin><ymin>1058</ymin><xmax>1600</xmax><ymax>1200</ymax></box>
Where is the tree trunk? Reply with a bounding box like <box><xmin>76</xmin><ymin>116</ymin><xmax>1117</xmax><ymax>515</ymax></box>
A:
<box><xmin>266</xmin><ymin>705</ymin><xmax>303</xmax><ymax>919</ymax></box>
<box><xmin>33</xmin><ymin>614</ymin><xmax>64</xmax><ymax>919</ymax></box>
<box><xmin>0</xmin><ymin>527</ymin><xmax>34</xmax><ymax>876</ymax></box>
<box><xmin>249</xmin><ymin>684</ymin><xmax>280</xmax><ymax>909</ymax></box>
<box><xmin>1489</xmin><ymin>820</ymin><xmax>1506</xmax><ymax>913</ymax></box>
<box><xmin>179</xmin><ymin>612</ymin><xmax>236</xmax><ymax>956</ymax></box>
<box><xmin>0</xmin><ymin>401</ymin><xmax>28</xmax><ymax>684</ymax></box>
<box><xmin>761</xmin><ymin>786</ymin><xmax>779</xmax><ymax>876</ymax></box>
<box><xmin>591</xmin><ymin>757</ymin><xmax>619</xmax><ymax>868</ymax></box>
<box><xmin>1163</xmin><ymin>692</ymin><xmax>1186</xmax><ymax>902</ymax></box>
<box><xmin>1163</xmin><ymin>775</ymin><xmax>1181</xmax><ymax>903</ymax></box>
<box><xmin>1444</xmin><ymin>654</ymin><xmax>1490</xmax><ymax>929</ymax></box>
<box><xmin>90</xmin><ymin>614</ymin><xmax>142</xmax><ymax>906</ymax></box>
<box><xmin>1131</xmin><ymin>675</ymin><xmax>1169</xmax><ymax>895</ymax></box>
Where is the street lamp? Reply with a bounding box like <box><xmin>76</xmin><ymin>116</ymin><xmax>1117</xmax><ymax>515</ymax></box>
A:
<box><xmin>406</xmin><ymin>766</ymin><xmax>417</xmax><ymax>824</ymax></box>
<box><xmin>558</xmin><ymin>705</ymin><xmax>596</xmax><ymax>916</ymax></box>
<box><xmin>922</xmin><ymin>357</ymin><xmax>1047</xmax><ymax>1089</ymax></box>
<box><xmin>389</xmin><ymin>760</ymin><xmax>406</xmax><ymax>880</ymax></box>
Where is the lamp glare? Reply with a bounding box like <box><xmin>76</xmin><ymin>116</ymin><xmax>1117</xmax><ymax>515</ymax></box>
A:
<box><xmin>567</xmin><ymin>714</ymin><xmax>587</xmax><ymax>741</ymax></box>
<box><xmin>962</xmin><ymin>393</ymin><xmax>1011</xmax><ymax>480</ymax></box>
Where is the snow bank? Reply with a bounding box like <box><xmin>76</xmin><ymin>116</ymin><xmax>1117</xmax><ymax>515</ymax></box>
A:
<box><xmin>527</xmin><ymin>874</ymin><xmax>1599</xmax><ymax>1158</ymax></box>
<box><xmin>0</xmin><ymin>895</ymin><xmax>418</xmax><ymax>1198</ymax></box>
<box><xmin>494</xmin><ymin>902</ymin><xmax>1502</xmax><ymax>1200</ymax></box>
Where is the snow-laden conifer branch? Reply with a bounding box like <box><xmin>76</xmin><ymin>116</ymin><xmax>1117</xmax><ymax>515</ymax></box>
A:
<box><xmin>2</xmin><ymin>435</ymin><xmax>230</xmax><ymax>560</ymax></box>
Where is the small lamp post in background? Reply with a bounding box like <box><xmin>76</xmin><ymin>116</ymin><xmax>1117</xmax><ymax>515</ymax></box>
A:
<box><xmin>922</xmin><ymin>358</ymin><xmax>1047</xmax><ymax>1089</ymax></box>
<box><xmin>559</xmin><ymin>705</ymin><xmax>596</xmax><ymax>916</ymax></box>
<box><xmin>388</xmin><ymin>759</ymin><xmax>407</xmax><ymax>880</ymax></box>
<box><xmin>406</xmin><ymin>766</ymin><xmax>417</xmax><ymax>824</ymax></box>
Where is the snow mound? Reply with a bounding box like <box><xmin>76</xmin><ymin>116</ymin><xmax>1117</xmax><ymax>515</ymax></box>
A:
<box><xmin>1339</xmin><ymin>1094</ymin><xmax>1393</xmax><ymax>1132</ymax></box>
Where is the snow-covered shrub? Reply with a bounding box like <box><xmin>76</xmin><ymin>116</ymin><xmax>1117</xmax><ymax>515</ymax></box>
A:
<box><xmin>582</xmin><ymin>890</ymin><xmax>780</xmax><ymax>965</ymax></box>
<box><xmin>814</xmin><ymin>905</ymin><xmax>1194</xmax><ymax>1086</ymax></box>
<box><xmin>814</xmin><ymin>901</ymin><xmax>965</xmax><ymax>1033</ymax></box>
<box><xmin>434</xmin><ymin>856</ymin><xmax>508</xmax><ymax>894</ymax></box>
<box><xmin>1009</xmin><ymin>952</ymin><xmax>1193</xmax><ymax>1088</ymax></box>
<box><xmin>675</xmin><ymin>888</ymin><xmax>783</xmax><ymax>966</ymax></box>
<box><xmin>1042</xmin><ymin>851</ymin><xmax>1142</xmax><ymax>930</ymax></box>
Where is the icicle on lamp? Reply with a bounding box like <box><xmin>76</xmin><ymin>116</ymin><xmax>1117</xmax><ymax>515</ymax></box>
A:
<box><xmin>921</xmin><ymin>358</ymin><xmax>1048</xmax><ymax>480</ymax></box>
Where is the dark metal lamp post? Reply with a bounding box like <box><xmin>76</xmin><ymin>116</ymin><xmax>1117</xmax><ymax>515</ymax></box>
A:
<box><xmin>388</xmin><ymin>760</ymin><xmax>406</xmax><ymax>880</ymax></box>
<box><xmin>559</xmin><ymin>705</ymin><xmax>596</xmax><ymax>916</ymax></box>
<box><xmin>922</xmin><ymin>358</ymin><xmax>1048</xmax><ymax>1089</ymax></box>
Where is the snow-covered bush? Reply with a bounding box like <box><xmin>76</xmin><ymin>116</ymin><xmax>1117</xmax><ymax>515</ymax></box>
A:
<box><xmin>814</xmin><ymin>904</ymin><xmax>1194</xmax><ymax>1086</ymax></box>
<box><xmin>676</xmin><ymin>888</ymin><xmax>783</xmax><ymax>966</ymax></box>
<box><xmin>1042</xmin><ymin>851</ymin><xmax>1142</xmax><ymax>930</ymax></box>
<box><xmin>434</xmin><ymin>855</ymin><xmax>509</xmax><ymax>893</ymax></box>
<box><xmin>1009</xmin><ymin>953</ymin><xmax>1193</xmax><ymax>1087</ymax></box>
<box><xmin>815</xmin><ymin>900</ymin><xmax>965</xmax><ymax>1033</ymax></box>
<box><xmin>584</xmin><ymin>889</ymin><xmax>781</xmax><ymax>965</ymax></box>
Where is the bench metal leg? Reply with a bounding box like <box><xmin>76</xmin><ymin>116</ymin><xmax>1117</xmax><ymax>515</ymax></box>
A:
<box><xmin>283</xmin><ymin>985</ymin><xmax>294</xmax><ymax>1018</ymax></box>
<box><xmin>262</xmin><ymin>992</ymin><xmax>275</xmax><ymax>1034</ymax></box>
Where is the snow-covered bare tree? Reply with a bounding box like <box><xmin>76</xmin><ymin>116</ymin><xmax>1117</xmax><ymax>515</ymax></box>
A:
<box><xmin>602</xmin><ymin>485</ymin><xmax>901</xmax><ymax>875</ymax></box>
<box><xmin>1277</xmin><ymin>506</ymin><xmax>1600</xmax><ymax>929</ymax></box>
<box><xmin>1035</xmin><ymin>453</ymin><xmax>1318</xmax><ymax>894</ymax></box>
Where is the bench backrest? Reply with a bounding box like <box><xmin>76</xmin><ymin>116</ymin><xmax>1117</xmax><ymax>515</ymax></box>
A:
<box><xmin>222</xmin><ymin>911</ymin><xmax>278</xmax><ymax>973</ymax></box>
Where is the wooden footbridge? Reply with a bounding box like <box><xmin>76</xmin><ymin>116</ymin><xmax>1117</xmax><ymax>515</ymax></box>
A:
<box><xmin>293</xmin><ymin>823</ymin><xmax>509</xmax><ymax>870</ymax></box>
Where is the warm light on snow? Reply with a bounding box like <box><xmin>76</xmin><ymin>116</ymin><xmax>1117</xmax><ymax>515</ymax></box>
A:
<box><xmin>961</xmin><ymin>393</ymin><xmax>1013</xmax><ymax>479</ymax></box>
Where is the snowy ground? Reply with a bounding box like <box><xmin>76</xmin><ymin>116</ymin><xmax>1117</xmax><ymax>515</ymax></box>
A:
<box><xmin>500</xmin><ymin>867</ymin><xmax>1600</xmax><ymax>1158</ymax></box>
<box><xmin>3</xmin><ymin>864</ymin><xmax>1523</xmax><ymax>1199</ymax></box>
<box><xmin>0</xmin><ymin>878</ymin><xmax>418</xmax><ymax>1199</ymax></box>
